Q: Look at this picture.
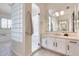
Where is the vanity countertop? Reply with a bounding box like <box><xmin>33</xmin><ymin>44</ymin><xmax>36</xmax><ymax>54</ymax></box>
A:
<box><xmin>45</xmin><ymin>34</ymin><xmax>79</xmax><ymax>41</ymax></box>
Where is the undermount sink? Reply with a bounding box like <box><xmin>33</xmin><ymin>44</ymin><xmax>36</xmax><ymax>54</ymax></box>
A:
<box><xmin>52</xmin><ymin>33</ymin><xmax>69</xmax><ymax>37</ymax></box>
<box><xmin>64</xmin><ymin>33</ymin><xmax>68</xmax><ymax>36</ymax></box>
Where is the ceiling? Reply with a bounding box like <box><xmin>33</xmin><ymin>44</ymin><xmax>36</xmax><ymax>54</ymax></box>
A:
<box><xmin>0</xmin><ymin>3</ymin><xmax>77</xmax><ymax>19</ymax></box>
<box><xmin>0</xmin><ymin>3</ymin><xmax>11</xmax><ymax>18</ymax></box>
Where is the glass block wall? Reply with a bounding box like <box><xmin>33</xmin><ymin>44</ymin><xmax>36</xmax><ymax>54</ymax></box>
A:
<box><xmin>11</xmin><ymin>3</ymin><xmax>24</xmax><ymax>42</ymax></box>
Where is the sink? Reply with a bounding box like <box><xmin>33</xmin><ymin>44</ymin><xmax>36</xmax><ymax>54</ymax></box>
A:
<box><xmin>64</xmin><ymin>33</ymin><xmax>68</xmax><ymax>36</ymax></box>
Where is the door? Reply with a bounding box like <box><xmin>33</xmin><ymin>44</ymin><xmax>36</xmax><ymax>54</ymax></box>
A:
<box><xmin>55</xmin><ymin>38</ymin><xmax>66</xmax><ymax>54</ymax></box>
<box><xmin>32</xmin><ymin>4</ymin><xmax>40</xmax><ymax>52</ymax></box>
<box><xmin>42</xmin><ymin>37</ymin><xmax>47</xmax><ymax>48</ymax></box>
<box><xmin>47</xmin><ymin>37</ymin><xmax>55</xmax><ymax>51</ymax></box>
<box><xmin>68</xmin><ymin>40</ymin><xmax>79</xmax><ymax>56</ymax></box>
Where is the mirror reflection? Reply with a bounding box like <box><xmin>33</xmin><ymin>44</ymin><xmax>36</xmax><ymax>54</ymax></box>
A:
<box><xmin>48</xmin><ymin>4</ymin><xmax>78</xmax><ymax>32</ymax></box>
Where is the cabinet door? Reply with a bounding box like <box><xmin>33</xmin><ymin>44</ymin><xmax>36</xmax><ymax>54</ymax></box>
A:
<box><xmin>42</xmin><ymin>37</ymin><xmax>47</xmax><ymax>48</ymax></box>
<box><xmin>56</xmin><ymin>38</ymin><xmax>66</xmax><ymax>54</ymax></box>
<box><xmin>47</xmin><ymin>37</ymin><xmax>55</xmax><ymax>51</ymax></box>
<box><xmin>68</xmin><ymin>40</ymin><xmax>79</xmax><ymax>56</ymax></box>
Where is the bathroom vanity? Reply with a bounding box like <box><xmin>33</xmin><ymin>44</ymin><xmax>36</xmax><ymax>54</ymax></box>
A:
<box><xmin>42</xmin><ymin>33</ymin><xmax>79</xmax><ymax>56</ymax></box>
<box><xmin>41</xmin><ymin>4</ymin><xmax>79</xmax><ymax>56</ymax></box>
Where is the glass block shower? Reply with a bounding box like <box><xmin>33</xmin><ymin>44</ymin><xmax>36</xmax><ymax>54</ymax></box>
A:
<box><xmin>11</xmin><ymin>3</ymin><xmax>24</xmax><ymax>42</ymax></box>
<box><xmin>11</xmin><ymin>3</ymin><xmax>25</xmax><ymax>55</ymax></box>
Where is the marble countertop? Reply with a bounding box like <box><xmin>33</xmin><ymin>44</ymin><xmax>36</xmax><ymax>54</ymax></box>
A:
<box><xmin>45</xmin><ymin>34</ymin><xmax>79</xmax><ymax>41</ymax></box>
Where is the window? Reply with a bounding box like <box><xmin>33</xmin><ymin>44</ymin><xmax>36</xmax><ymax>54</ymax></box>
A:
<box><xmin>7</xmin><ymin>19</ymin><xmax>12</xmax><ymax>28</ymax></box>
<box><xmin>1</xmin><ymin>18</ymin><xmax>12</xmax><ymax>28</ymax></box>
<box><xmin>1</xmin><ymin>18</ymin><xmax>7</xmax><ymax>28</ymax></box>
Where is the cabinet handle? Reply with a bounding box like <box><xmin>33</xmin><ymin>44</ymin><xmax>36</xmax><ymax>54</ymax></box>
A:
<box><xmin>56</xmin><ymin>42</ymin><xmax>57</xmax><ymax>47</ymax></box>
<box><xmin>53</xmin><ymin>42</ymin><xmax>55</xmax><ymax>47</ymax></box>
<box><xmin>70</xmin><ymin>41</ymin><xmax>77</xmax><ymax>44</ymax></box>
<box><xmin>45</xmin><ymin>40</ymin><xmax>47</xmax><ymax>44</ymax></box>
<box><xmin>68</xmin><ymin>45</ymin><xmax>69</xmax><ymax>50</ymax></box>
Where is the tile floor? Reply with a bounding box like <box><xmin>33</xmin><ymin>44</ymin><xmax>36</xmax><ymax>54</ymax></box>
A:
<box><xmin>11</xmin><ymin>48</ymin><xmax>63</xmax><ymax>56</ymax></box>
<box><xmin>0</xmin><ymin>38</ymin><xmax>63</xmax><ymax>56</ymax></box>
<box><xmin>0</xmin><ymin>40</ymin><xmax>12</xmax><ymax>56</ymax></box>
<box><xmin>32</xmin><ymin>48</ymin><xmax>63</xmax><ymax>56</ymax></box>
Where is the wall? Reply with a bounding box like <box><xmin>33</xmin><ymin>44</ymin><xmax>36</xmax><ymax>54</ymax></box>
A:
<box><xmin>38</xmin><ymin>4</ymin><xmax>79</xmax><ymax>36</ymax></box>
<box><xmin>24</xmin><ymin>3</ymin><xmax>32</xmax><ymax>56</ymax></box>
<box><xmin>39</xmin><ymin>4</ymin><xmax>48</xmax><ymax>37</ymax></box>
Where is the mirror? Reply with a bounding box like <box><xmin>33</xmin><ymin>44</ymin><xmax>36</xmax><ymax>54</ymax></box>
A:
<box><xmin>48</xmin><ymin>3</ymin><xmax>78</xmax><ymax>32</ymax></box>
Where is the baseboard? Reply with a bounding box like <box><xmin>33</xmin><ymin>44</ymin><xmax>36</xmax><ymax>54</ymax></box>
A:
<box><xmin>31</xmin><ymin>47</ymin><xmax>41</xmax><ymax>56</ymax></box>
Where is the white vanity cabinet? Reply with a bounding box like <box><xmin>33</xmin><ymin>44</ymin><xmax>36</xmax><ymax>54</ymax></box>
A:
<box><xmin>67</xmin><ymin>40</ymin><xmax>79</xmax><ymax>56</ymax></box>
<box><xmin>55</xmin><ymin>38</ymin><xmax>66</xmax><ymax>54</ymax></box>
<box><xmin>42</xmin><ymin>37</ymin><xmax>54</xmax><ymax>50</ymax></box>
<box><xmin>42</xmin><ymin>36</ymin><xmax>79</xmax><ymax>56</ymax></box>
<box><xmin>47</xmin><ymin>37</ymin><xmax>66</xmax><ymax>54</ymax></box>
<box><xmin>42</xmin><ymin>37</ymin><xmax>66</xmax><ymax>54</ymax></box>
<box><xmin>42</xmin><ymin>37</ymin><xmax>48</xmax><ymax>48</ymax></box>
<box><xmin>46</xmin><ymin>37</ymin><xmax>55</xmax><ymax>51</ymax></box>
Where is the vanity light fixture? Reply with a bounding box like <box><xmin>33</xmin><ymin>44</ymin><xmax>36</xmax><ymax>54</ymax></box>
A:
<box><xmin>60</xmin><ymin>11</ymin><xmax>64</xmax><ymax>15</ymax></box>
<box><xmin>55</xmin><ymin>12</ymin><xmax>59</xmax><ymax>16</ymax></box>
<box><xmin>52</xmin><ymin>10</ymin><xmax>64</xmax><ymax>17</ymax></box>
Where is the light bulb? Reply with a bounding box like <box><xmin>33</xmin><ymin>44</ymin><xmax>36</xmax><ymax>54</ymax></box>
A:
<box><xmin>55</xmin><ymin>12</ymin><xmax>59</xmax><ymax>16</ymax></box>
<box><xmin>60</xmin><ymin>11</ymin><xmax>64</xmax><ymax>15</ymax></box>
